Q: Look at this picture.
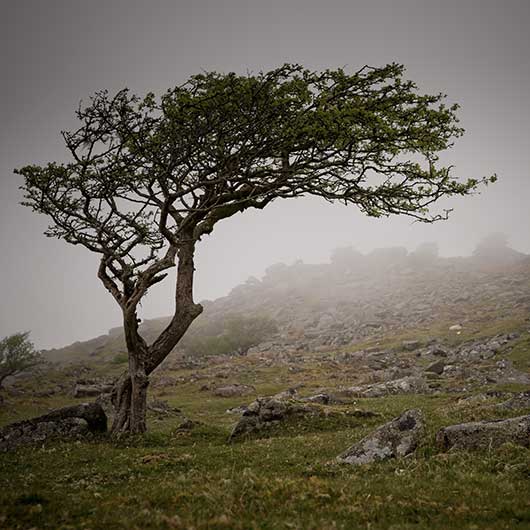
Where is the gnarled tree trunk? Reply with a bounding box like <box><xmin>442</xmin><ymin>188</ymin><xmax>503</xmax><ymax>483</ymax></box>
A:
<box><xmin>110</xmin><ymin>239</ymin><xmax>202</xmax><ymax>436</ymax></box>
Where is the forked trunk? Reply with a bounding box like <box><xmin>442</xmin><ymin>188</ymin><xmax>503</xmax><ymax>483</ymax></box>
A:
<box><xmin>109</xmin><ymin>239</ymin><xmax>202</xmax><ymax>436</ymax></box>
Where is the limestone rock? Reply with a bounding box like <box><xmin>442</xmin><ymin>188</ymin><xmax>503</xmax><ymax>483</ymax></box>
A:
<box><xmin>0</xmin><ymin>402</ymin><xmax>107</xmax><ymax>451</ymax></box>
<box><xmin>337</xmin><ymin>409</ymin><xmax>424</xmax><ymax>465</ymax></box>
<box><xmin>348</xmin><ymin>376</ymin><xmax>430</xmax><ymax>398</ymax></box>
<box><xmin>228</xmin><ymin>397</ymin><xmax>316</xmax><ymax>441</ymax></box>
<box><xmin>213</xmin><ymin>384</ymin><xmax>256</xmax><ymax>398</ymax></box>
<box><xmin>73</xmin><ymin>383</ymin><xmax>113</xmax><ymax>398</ymax></box>
<box><xmin>425</xmin><ymin>360</ymin><xmax>446</xmax><ymax>375</ymax></box>
<box><xmin>436</xmin><ymin>415</ymin><xmax>530</xmax><ymax>451</ymax></box>
<box><xmin>497</xmin><ymin>392</ymin><xmax>530</xmax><ymax>411</ymax></box>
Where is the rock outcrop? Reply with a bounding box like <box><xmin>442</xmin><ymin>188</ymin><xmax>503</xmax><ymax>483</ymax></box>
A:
<box><xmin>337</xmin><ymin>409</ymin><xmax>424</xmax><ymax>465</ymax></box>
<box><xmin>228</xmin><ymin>397</ymin><xmax>317</xmax><ymax>441</ymax></box>
<box><xmin>0</xmin><ymin>402</ymin><xmax>107</xmax><ymax>451</ymax></box>
<box><xmin>436</xmin><ymin>415</ymin><xmax>530</xmax><ymax>451</ymax></box>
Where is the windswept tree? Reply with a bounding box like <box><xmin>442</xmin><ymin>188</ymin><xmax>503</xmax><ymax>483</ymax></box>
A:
<box><xmin>0</xmin><ymin>332</ymin><xmax>42</xmax><ymax>389</ymax></box>
<box><xmin>16</xmin><ymin>63</ymin><xmax>495</xmax><ymax>434</ymax></box>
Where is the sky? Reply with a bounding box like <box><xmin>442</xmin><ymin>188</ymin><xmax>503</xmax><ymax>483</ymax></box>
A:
<box><xmin>1</xmin><ymin>0</ymin><xmax>529</xmax><ymax>349</ymax></box>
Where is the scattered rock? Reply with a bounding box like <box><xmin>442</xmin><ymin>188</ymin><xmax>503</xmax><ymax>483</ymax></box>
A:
<box><xmin>271</xmin><ymin>388</ymin><xmax>298</xmax><ymax>400</ymax></box>
<box><xmin>229</xmin><ymin>397</ymin><xmax>316</xmax><ymax>441</ymax></box>
<box><xmin>402</xmin><ymin>340</ymin><xmax>420</xmax><ymax>351</ymax></box>
<box><xmin>497</xmin><ymin>392</ymin><xmax>530</xmax><ymax>411</ymax></box>
<box><xmin>301</xmin><ymin>393</ymin><xmax>333</xmax><ymax>405</ymax></box>
<box><xmin>147</xmin><ymin>400</ymin><xmax>182</xmax><ymax>416</ymax></box>
<box><xmin>176</xmin><ymin>418</ymin><xmax>201</xmax><ymax>431</ymax></box>
<box><xmin>213</xmin><ymin>384</ymin><xmax>256</xmax><ymax>398</ymax></box>
<box><xmin>348</xmin><ymin>376</ymin><xmax>430</xmax><ymax>398</ymax></box>
<box><xmin>429</xmin><ymin>346</ymin><xmax>448</xmax><ymax>357</ymax></box>
<box><xmin>425</xmin><ymin>360</ymin><xmax>446</xmax><ymax>375</ymax></box>
<box><xmin>73</xmin><ymin>383</ymin><xmax>113</xmax><ymax>398</ymax></box>
<box><xmin>436</xmin><ymin>415</ymin><xmax>530</xmax><ymax>451</ymax></box>
<box><xmin>0</xmin><ymin>403</ymin><xmax>107</xmax><ymax>452</ymax></box>
<box><xmin>337</xmin><ymin>409</ymin><xmax>424</xmax><ymax>465</ymax></box>
<box><xmin>226</xmin><ymin>405</ymin><xmax>249</xmax><ymax>415</ymax></box>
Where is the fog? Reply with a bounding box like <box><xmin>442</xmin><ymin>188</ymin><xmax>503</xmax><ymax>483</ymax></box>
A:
<box><xmin>1</xmin><ymin>0</ymin><xmax>529</xmax><ymax>349</ymax></box>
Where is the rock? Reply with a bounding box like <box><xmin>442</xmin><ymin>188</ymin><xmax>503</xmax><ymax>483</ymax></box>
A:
<box><xmin>497</xmin><ymin>392</ymin><xmax>530</xmax><ymax>411</ymax></box>
<box><xmin>228</xmin><ymin>397</ymin><xmax>316</xmax><ymax>441</ymax></box>
<box><xmin>95</xmin><ymin>392</ymin><xmax>114</xmax><ymax>419</ymax></box>
<box><xmin>348</xmin><ymin>376</ymin><xmax>430</xmax><ymax>398</ymax></box>
<box><xmin>402</xmin><ymin>340</ymin><xmax>421</xmax><ymax>351</ymax></box>
<box><xmin>429</xmin><ymin>346</ymin><xmax>449</xmax><ymax>357</ymax></box>
<box><xmin>147</xmin><ymin>400</ymin><xmax>182</xmax><ymax>416</ymax></box>
<box><xmin>271</xmin><ymin>388</ymin><xmax>298</xmax><ymax>400</ymax></box>
<box><xmin>0</xmin><ymin>403</ymin><xmax>107</xmax><ymax>451</ymax></box>
<box><xmin>213</xmin><ymin>384</ymin><xmax>256</xmax><ymax>398</ymax></box>
<box><xmin>425</xmin><ymin>360</ymin><xmax>446</xmax><ymax>375</ymax></box>
<box><xmin>301</xmin><ymin>393</ymin><xmax>333</xmax><ymax>405</ymax></box>
<box><xmin>226</xmin><ymin>405</ymin><xmax>249</xmax><ymax>415</ymax></box>
<box><xmin>73</xmin><ymin>383</ymin><xmax>113</xmax><ymax>398</ymax></box>
<box><xmin>436</xmin><ymin>415</ymin><xmax>530</xmax><ymax>451</ymax></box>
<box><xmin>449</xmin><ymin>324</ymin><xmax>462</xmax><ymax>331</ymax></box>
<box><xmin>337</xmin><ymin>409</ymin><xmax>424</xmax><ymax>465</ymax></box>
<box><xmin>176</xmin><ymin>418</ymin><xmax>201</xmax><ymax>431</ymax></box>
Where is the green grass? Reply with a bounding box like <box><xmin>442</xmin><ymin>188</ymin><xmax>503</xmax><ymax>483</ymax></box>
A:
<box><xmin>1</xmin><ymin>323</ymin><xmax>530</xmax><ymax>529</ymax></box>
<box><xmin>1</xmin><ymin>391</ymin><xmax>530</xmax><ymax>530</ymax></box>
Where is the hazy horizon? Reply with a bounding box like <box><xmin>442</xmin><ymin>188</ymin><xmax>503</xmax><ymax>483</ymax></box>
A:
<box><xmin>1</xmin><ymin>0</ymin><xmax>529</xmax><ymax>349</ymax></box>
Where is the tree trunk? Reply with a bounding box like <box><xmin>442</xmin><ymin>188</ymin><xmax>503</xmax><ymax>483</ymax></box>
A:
<box><xmin>109</xmin><ymin>238</ymin><xmax>202</xmax><ymax>436</ymax></box>
<box><xmin>110</xmin><ymin>311</ymin><xmax>150</xmax><ymax>436</ymax></box>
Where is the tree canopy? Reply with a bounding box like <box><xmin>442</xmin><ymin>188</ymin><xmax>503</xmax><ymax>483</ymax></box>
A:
<box><xmin>0</xmin><ymin>332</ymin><xmax>42</xmax><ymax>388</ymax></box>
<box><xmin>17</xmin><ymin>63</ymin><xmax>494</xmax><ymax>312</ymax></box>
<box><xmin>16</xmin><ymin>63</ymin><xmax>495</xmax><ymax>433</ymax></box>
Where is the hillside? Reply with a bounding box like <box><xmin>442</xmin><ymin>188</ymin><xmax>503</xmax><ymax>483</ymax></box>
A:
<box><xmin>43</xmin><ymin>243</ymin><xmax>530</xmax><ymax>365</ymax></box>
<box><xmin>2</xmin><ymin>243</ymin><xmax>530</xmax><ymax>529</ymax></box>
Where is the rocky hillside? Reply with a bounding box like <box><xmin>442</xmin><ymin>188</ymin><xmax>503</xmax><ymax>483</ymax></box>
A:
<box><xmin>43</xmin><ymin>239</ymin><xmax>530</xmax><ymax>364</ymax></box>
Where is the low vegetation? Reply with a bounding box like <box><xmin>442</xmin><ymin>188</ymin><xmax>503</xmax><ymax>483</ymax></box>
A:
<box><xmin>1</xmin><ymin>326</ymin><xmax>529</xmax><ymax>529</ymax></box>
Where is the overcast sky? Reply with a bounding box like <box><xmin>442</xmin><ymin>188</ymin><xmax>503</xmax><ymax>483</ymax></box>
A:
<box><xmin>1</xmin><ymin>0</ymin><xmax>529</xmax><ymax>349</ymax></box>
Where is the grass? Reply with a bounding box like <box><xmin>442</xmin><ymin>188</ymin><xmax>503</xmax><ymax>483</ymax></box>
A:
<box><xmin>1</xmin><ymin>323</ymin><xmax>530</xmax><ymax>529</ymax></box>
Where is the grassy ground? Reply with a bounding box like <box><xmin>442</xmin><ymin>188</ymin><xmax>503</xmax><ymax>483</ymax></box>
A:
<box><xmin>1</xmin><ymin>324</ymin><xmax>530</xmax><ymax>529</ymax></box>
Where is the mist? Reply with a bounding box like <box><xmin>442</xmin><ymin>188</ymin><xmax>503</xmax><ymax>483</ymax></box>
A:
<box><xmin>1</xmin><ymin>0</ymin><xmax>529</xmax><ymax>349</ymax></box>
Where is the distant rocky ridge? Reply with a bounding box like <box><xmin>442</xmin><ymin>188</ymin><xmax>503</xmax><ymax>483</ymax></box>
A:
<box><xmin>43</xmin><ymin>241</ymin><xmax>530</xmax><ymax>363</ymax></box>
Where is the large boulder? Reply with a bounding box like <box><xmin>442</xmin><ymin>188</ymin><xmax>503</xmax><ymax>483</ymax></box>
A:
<box><xmin>0</xmin><ymin>402</ymin><xmax>107</xmax><ymax>452</ymax></box>
<box><xmin>436</xmin><ymin>414</ymin><xmax>530</xmax><ymax>451</ymax></box>
<box><xmin>337</xmin><ymin>409</ymin><xmax>424</xmax><ymax>465</ymax></box>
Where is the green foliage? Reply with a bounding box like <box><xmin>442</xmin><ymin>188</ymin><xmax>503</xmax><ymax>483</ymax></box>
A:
<box><xmin>15</xmin><ymin>63</ymin><xmax>495</xmax><ymax>290</ymax></box>
<box><xmin>0</xmin><ymin>331</ymin><xmax>42</xmax><ymax>388</ymax></box>
<box><xmin>110</xmin><ymin>353</ymin><xmax>129</xmax><ymax>365</ymax></box>
<box><xmin>180</xmin><ymin>314</ymin><xmax>278</xmax><ymax>357</ymax></box>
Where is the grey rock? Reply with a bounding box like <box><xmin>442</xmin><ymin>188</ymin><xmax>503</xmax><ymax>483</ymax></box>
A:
<box><xmin>402</xmin><ymin>340</ymin><xmax>421</xmax><ymax>351</ymax></box>
<box><xmin>497</xmin><ymin>392</ymin><xmax>530</xmax><ymax>411</ymax></box>
<box><xmin>228</xmin><ymin>397</ymin><xmax>316</xmax><ymax>441</ymax></box>
<box><xmin>213</xmin><ymin>384</ymin><xmax>256</xmax><ymax>398</ymax></box>
<box><xmin>348</xmin><ymin>376</ymin><xmax>430</xmax><ymax>398</ymax></box>
<box><xmin>73</xmin><ymin>383</ymin><xmax>113</xmax><ymax>398</ymax></box>
<box><xmin>147</xmin><ymin>400</ymin><xmax>182</xmax><ymax>416</ymax></box>
<box><xmin>337</xmin><ymin>409</ymin><xmax>424</xmax><ymax>465</ymax></box>
<box><xmin>425</xmin><ymin>360</ymin><xmax>446</xmax><ymax>375</ymax></box>
<box><xmin>436</xmin><ymin>414</ymin><xmax>530</xmax><ymax>451</ymax></box>
<box><xmin>0</xmin><ymin>403</ymin><xmax>107</xmax><ymax>451</ymax></box>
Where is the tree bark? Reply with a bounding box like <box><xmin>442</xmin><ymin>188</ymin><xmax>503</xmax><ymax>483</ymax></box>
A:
<box><xmin>110</xmin><ymin>238</ymin><xmax>203</xmax><ymax>436</ymax></box>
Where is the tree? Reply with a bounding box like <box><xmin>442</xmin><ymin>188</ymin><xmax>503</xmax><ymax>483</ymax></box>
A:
<box><xmin>0</xmin><ymin>332</ymin><xmax>42</xmax><ymax>389</ymax></box>
<box><xmin>16</xmin><ymin>63</ymin><xmax>495</xmax><ymax>434</ymax></box>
